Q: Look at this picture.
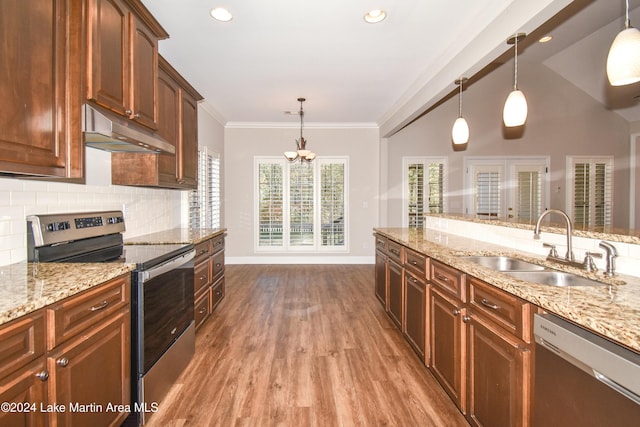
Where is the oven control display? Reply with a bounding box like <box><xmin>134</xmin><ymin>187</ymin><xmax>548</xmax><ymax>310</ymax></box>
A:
<box><xmin>74</xmin><ymin>216</ymin><xmax>104</xmax><ymax>229</ymax></box>
<box><xmin>46</xmin><ymin>221</ymin><xmax>70</xmax><ymax>232</ymax></box>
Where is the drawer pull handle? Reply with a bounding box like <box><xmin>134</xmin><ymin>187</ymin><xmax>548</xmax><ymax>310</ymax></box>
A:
<box><xmin>216</xmin><ymin>291</ymin><xmax>222</xmax><ymax>296</ymax></box>
<box><xmin>481</xmin><ymin>298</ymin><xmax>500</xmax><ymax>310</ymax></box>
<box><xmin>35</xmin><ymin>370</ymin><xmax>49</xmax><ymax>381</ymax></box>
<box><xmin>409</xmin><ymin>276</ymin><xmax>418</xmax><ymax>283</ymax></box>
<box><xmin>390</xmin><ymin>248</ymin><xmax>400</xmax><ymax>255</ymax></box>
<box><xmin>171</xmin><ymin>327</ymin><xmax>177</xmax><ymax>335</ymax></box>
<box><xmin>56</xmin><ymin>357</ymin><xmax>69</xmax><ymax>367</ymax></box>
<box><xmin>435</xmin><ymin>273</ymin><xmax>448</xmax><ymax>282</ymax></box>
<box><xmin>214</xmin><ymin>241</ymin><xmax>223</xmax><ymax>246</ymax></box>
<box><xmin>411</xmin><ymin>260</ymin><xmax>418</xmax><ymax>265</ymax></box>
<box><xmin>90</xmin><ymin>300</ymin><xmax>109</xmax><ymax>311</ymax></box>
<box><xmin>200</xmin><ymin>275</ymin><xmax>207</xmax><ymax>280</ymax></box>
<box><xmin>199</xmin><ymin>307</ymin><xmax>207</xmax><ymax>314</ymax></box>
<box><xmin>216</xmin><ymin>263</ymin><xmax>222</xmax><ymax>268</ymax></box>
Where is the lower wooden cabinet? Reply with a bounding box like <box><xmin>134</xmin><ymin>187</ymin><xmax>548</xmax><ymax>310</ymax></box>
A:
<box><xmin>48</xmin><ymin>309</ymin><xmax>130</xmax><ymax>427</ymax></box>
<box><xmin>429</xmin><ymin>286</ymin><xmax>466</xmax><ymax>411</ymax></box>
<box><xmin>194</xmin><ymin>233</ymin><xmax>226</xmax><ymax>331</ymax></box>
<box><xmin>0</xmin><ymin>275</ymin><xmax>131</xmax><ymax>427</ymax></box>
<box><xmin>403</xmin><ymin>270</ymin><xmax>427</xmax><ymax>360</ymax></box>
<box><xmin>374</xmin><ymin>249</ymin><xmax>387</xmax><ymax>307</ymax></box>
<box><xmin>466</xmin><ymin>312</ymin><xmax>531</xmax><ymax>427</ymax></box>
<box><xmin>387</xmin><ymin>259</ymin><xmax>403</xmax><ymax>328</ymax></box>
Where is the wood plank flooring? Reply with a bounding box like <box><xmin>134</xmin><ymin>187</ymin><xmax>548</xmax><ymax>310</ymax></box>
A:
<box><xmin>146</xmin><ymin>264</ymin><xmax>468</xmax><ymax>426</ymax></box>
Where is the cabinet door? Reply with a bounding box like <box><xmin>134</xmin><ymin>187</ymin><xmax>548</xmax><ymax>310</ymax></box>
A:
<box><xmin>375</xmin><ymin>250</ymin><xmax>387</xmax><ymax>307</ymax></box>
<box><xmin>86</xmin><ymin>0</ymin><xmax>130</xmax><ymax>116</ymax></box>
<box><xmin>48</xmin><ymin>310</ymin><xmax>130</xmax><ymax>427</ymax></box>
<box><xmin>156</xmin><ymin>65</ymin><xmax>181</xmax><ymax>185</ymax></box>
<box><xmin>130</xmin><ymin>13</ymin><xmax>158</xmax><ymax>129</ymax></box>
<box><xmin>403</xmin><ymin>271</ymin><xmax>426</xmax><ymax>360</ymax></box>
<box><xmin>466</xmin><ymin>313</ymin><xmax>530</xmax><ymax>427</ymax></box>
<box><xmin>178</xmin><ymin>90</ymin><xmax>199</xmax><ymax>187</ymax></box>
<box><xmin>429</xmin><ymin>287</ymin><xmax>466</xmax><ymax>411</ymax></box>
<box><xmin>387</xmin><ymin>259</ymin><xmax>403</xmax><ymax>329</ymax></box>
<box><xmin>0</xmin><ymin>358</ymin><xmax>48</xmax><ymax>427</ymax></box>
<box><xmin>0</xmin><ymin>0</ymin><xmax>83</xmax><ymax>178</ymax></box>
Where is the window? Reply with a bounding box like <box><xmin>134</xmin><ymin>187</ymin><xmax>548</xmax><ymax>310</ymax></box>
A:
<box><xmin>464</xmin><ymin>157</ymin><xmax>548</xmax><ymax>221</ymax></box>
<box><xmin>189</xmin><ymin>149</ymin><xmax>221</xmax><ymax>229</ymax></box>
<box><xmin>402</xmin><ymin>157</ymin><xmax>447</xmax><ymax>228</ymax></box>
<box><xmin>567</xmin><ymin>156</ymin><xmax>613</xmax><ymax>227</ymax></box>
<box><xmin>255</xmin><ymin>156</ymin><xmax>348</xmax><ymax>252</ymax></box>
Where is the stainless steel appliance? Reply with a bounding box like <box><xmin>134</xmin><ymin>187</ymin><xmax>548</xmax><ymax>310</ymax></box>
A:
<box><xmin>533</xmin><ymin>313</ymin><xmax>640</xmax><ymax>426</ymax></box>
<box><xmin>27</xmin><ymin>211</ymin><xmax>195</xmax><ymax>425</ymax></box>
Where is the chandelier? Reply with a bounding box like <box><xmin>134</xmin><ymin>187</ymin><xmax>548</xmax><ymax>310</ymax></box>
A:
<box><xmin>284</xmin><ymin>98</ymin><xmax>316</xmax><ymax>162</ymax></box>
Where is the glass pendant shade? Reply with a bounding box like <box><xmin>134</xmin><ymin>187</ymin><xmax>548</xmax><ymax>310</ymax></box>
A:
<box><xmin>284</xmin><ymin>151</ymin><xmax>298</xmax><ymax>161</ymax></box>
<box><xmin>607</xmin><ymin>26</ymin><xmax>640</xmax><ymax>86</ymax></box>
<box><xmin>503</xmin><ymin>89</ymin><xmax>528</xmax><ymax>127</ymax></box>
<box><xmin>452</xmin><ymin>117</ymin><xmax>469</xmax><ymax>145</ymax></box>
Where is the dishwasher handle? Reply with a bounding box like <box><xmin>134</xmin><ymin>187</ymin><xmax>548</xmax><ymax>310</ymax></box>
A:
<box><xmin>593</xmin><ymin>370</ymin><xmax>640</xmax><ymax>405</ymax></box>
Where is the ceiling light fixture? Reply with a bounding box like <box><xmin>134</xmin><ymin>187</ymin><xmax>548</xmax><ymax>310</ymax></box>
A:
<box><xmin>452</xmin><ymin>77</ymin><xmax>469</xmax><ymax>145</ymax></box>
<box><xmin>284</xmin><ymin>98</ymin><xmax>316</xmax><ymax>163</ymax></box>
<box><xmin>364</xmin><ymin>9</ymin><xmax>386</xmax><ymax>24</ymax></box>
<box><xmin>538</xmin><ymin>35</ymin><xmax>553</xmax><ymax>43</ymax></box>
<box><xmin>503</xmin><ymin>33</ymin><xmax>528</xmax><ymax>127</ymax></box>
<box><xmin>210</xmin><ymin>7</ymin><xmax>233</xmax><ymax>22</ymax></box>
<box><xmin>606</xmin><ymin>0</ymin><xmax>640</xmax><ymax>86</ymax></box>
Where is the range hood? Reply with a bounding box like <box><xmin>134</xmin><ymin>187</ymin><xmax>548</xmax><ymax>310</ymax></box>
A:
<box><xmin>83</xmin><ymin>105</ymin><xmax>175</xmax><ymax>154</ymax></box>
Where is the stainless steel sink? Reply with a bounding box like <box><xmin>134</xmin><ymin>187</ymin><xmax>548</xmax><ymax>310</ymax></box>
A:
<box><xmin>462</xmin><ymin>255</ymin><xmax>546</xmax><ymax>271</ymax></box>
<box><xmin>504</xmin><ymin>271</ymin><xmax>606</xmax><ymax>287</ymax></box>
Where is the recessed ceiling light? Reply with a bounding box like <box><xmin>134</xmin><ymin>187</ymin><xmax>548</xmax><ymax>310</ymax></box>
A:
<box><xmin>539</xmin><ymin>35</ymin><xmax>553</xmax><ymax>43</ymax></box>
<box><xmin>364</xmin><ymin>9</ymin><xmax>386</xmax><ymax>24</ymax></box>
<box><xmin>210</xmin><ymin>7</ymin><xmax>232</xmax><ymax>22</ymax></box>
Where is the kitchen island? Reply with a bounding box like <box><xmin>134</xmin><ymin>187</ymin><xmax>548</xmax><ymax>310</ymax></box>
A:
<box><xmin>374</xmin><ymin>226</ymin><xmax>640</xmax><ymax>354</ymax></box>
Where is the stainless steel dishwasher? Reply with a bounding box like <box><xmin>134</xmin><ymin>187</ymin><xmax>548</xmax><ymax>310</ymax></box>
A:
<box><xmin>533</xmin><ymin>313</ymin><xmax>640</xmax><ymax>426</ymax></box>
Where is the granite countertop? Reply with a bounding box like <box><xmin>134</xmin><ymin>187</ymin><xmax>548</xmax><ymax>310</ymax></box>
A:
<box><xmin>124</xmin><ymin>227</ymin><xmax>226</xmax><ymax>245</ymax></box>
<box><xmin>0</xmin><ymin>262</ymin><xmax>135</xmax><ymax>327</ymax></box>
<box><xmin>0</xmin><ymin>228</ymin><xmax>226</xmax><ymax>328</ymax></box>
<box><xmin>374</xmin><ymin>227</ymin><xmax>640</xmax><ymax>354</ymax></box>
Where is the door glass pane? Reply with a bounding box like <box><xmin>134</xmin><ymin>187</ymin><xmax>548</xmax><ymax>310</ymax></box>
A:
<box><xmin>408</xmin><ymin>163</ymin><xmax>425</xmax><ymax>227</ymax></box>
<box><xmin>289</xmin><ymin>163</ymin><xmax>314</xmax><ymax>246</ymax></box>
<box><xmin>476</xmin><ymin>171</ymin><xmax>500</xmax><ymax>217</ymax></box>
<box><xmin>258</xmin><ymin>163</ymin><xmax>283</xmax><ymax>246</ymax></box>
<box><xmin>320</xmin><ymin>163</ymin><xmax>345</xmax><ymax>246</ymax></box>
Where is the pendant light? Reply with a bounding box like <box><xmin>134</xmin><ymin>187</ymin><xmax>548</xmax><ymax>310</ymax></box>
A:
<box><xmin>284</xmin><ymin>98</ymin><xmax>316</xmax><ymax>162</ymax></box>
<box><xmin>451</xmin><ymin>77</ymin><xmax>469</xmax><ymax>145</ymax></box>
<box><xmin>503</xmin><ymin>33</ymin><xmax>528</xmax><ymax>127</ymax></box>
<box><xmin>606</xmin><ymin>0</ymin><xmax>640</xmax><ymax>86</ymax></box>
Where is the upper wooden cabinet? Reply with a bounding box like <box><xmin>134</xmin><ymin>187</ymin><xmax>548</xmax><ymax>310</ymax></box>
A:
<box><xmin>111</xmin><ymin>56</ymin><xmax>203</xmax><ymax>189</ymax></box>
<box><xmin>0</xmin><ymin>0</ymin><xmax>84</xmax><ymax>178</ymax></box>
<box><xmin>86</xmin><ymin>0</ymin><xmax>168</xmax><ymax>130</ymax></box>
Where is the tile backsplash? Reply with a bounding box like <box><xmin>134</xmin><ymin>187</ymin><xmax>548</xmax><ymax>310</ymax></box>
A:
<box><xmin>0</xmin><ymin>148</ymin><xmax>187</xmax><ymax>266</ymax></box>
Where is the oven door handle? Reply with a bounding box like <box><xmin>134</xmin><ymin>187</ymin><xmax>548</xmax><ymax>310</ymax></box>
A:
<box><xmin>140</xmin><ymin>250</ymin><xmax>195</xmax><ymax>282</ymax></box>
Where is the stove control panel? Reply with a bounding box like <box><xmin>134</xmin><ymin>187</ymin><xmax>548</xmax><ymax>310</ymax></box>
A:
<box><xmin>27</xmin><ymin>211</ymin><xmax>126</xmax><ymax>247</ymax></box>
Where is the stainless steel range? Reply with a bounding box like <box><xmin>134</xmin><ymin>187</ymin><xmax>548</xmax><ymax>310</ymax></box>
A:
<box><xmin>27</xmin><ymin>211</ymin><xmax>195</xmax><ymax>425</ymax></box>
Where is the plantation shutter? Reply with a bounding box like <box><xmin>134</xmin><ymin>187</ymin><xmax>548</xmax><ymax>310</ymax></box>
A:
<box><xmin>320</xmin><ymin>161</ymin><xmax>345</xmax><ymax>246</ymax></box>
<box><xmin>289</xmin><ymin>162</ymin><xmax>314</xmax><ymax>247</ymax></box>
<box><xmin>571</xmin><ymin>158</ymin><xmax>612</xmax><ymax>227</ymax></box>
<box><xmin>407</xmin><ymin>163</ymin><xmax>425</xmax><ymax>227</ymax></box>
<box><xmin>427</xmin><ymin>162</ymin><xmax>445</xmax><ymax>214</ymax></box>
<box><xmin>258</xmin><ymin>162</ymin><xmax>284</xmax><ymax>246</ymax></box>
<box><xmin>476</xmin><ymin>171</ymin><xmax>500</xmax><ymax>217</ymax></box>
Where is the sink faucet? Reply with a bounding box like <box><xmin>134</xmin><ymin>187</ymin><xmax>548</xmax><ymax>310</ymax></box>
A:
<box><xmin>533</xmin><ymin>209</ymin><xmax>574</xmax><ymax>261</ymax></box>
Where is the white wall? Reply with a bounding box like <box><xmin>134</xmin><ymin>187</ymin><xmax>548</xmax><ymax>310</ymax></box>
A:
<box><xmin>384</xmin><ymin>57</ymin><xmax>631</xmax><ymax>227</ymax></box>
<box><xmin>224</xmin><ymin>125</ymin><xmax>380</xmax><ymax>263</ymax></box>
<box><xmin>0</xmin><ymin>103</ymin><xmax>225</xmax><ymax>266</ymax></box>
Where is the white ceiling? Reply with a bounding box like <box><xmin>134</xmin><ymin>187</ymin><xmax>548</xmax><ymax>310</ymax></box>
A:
<box><xmin>141</xmin><ymin>0</ymin><xmax>517</xmax><ymax>125</ymax></box>
<box><xmin>141</xmin><ymin>0</ymin><xmax>639</xmax><ymax>127</ymax></box>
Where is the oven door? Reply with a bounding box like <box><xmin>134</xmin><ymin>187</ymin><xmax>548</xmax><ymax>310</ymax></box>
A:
<box><xmin>136</xmin><ymin>249</ymin><xmax>195</xmax><ymax>374</ymax></box>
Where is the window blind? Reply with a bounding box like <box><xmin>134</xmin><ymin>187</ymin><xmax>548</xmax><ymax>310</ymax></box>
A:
<box><xmin>572</xmin><ymin>158</ymin><xmax>612</xmax><ymax>227</ymax></box>
<box><xmin>476</xmin><ymin>171</ymin><xmax>500</xmax><ymax>217</ymax></box>
<box><xmin>189</xmin><ymin>149</ymin><xmax>221</xmax><ymax>229</ymax></box>
<box><xmin>289</xmin><ymin>163</ymin><xmax>314</xmax><ymax>247</ymax></box>
<box><xmin>516</xmin><ymin>170</ymin><xmax>541</xmax><ymax>221</ymax></box>
<box><xmin>258</xmin><ymin>162</ymin><xmax>284</xmax><ymax>246</ymax></box>
<box><xmin>320</xmin><ymin>162</ymin><xmax>345</xmax><ymax>246</ymax></box>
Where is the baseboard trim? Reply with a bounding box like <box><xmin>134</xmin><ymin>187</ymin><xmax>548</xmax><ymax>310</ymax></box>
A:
<box><xmin>226</xmin><ymin>256</ymin><xmax>375</xmax><ymax>265</ymax></box>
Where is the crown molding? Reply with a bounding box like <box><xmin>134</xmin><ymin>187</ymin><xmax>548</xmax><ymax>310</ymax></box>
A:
<box><xmin>224</xmin><ymin>121</ymin><xmax>379</xmax><ymax>129</ymax></box>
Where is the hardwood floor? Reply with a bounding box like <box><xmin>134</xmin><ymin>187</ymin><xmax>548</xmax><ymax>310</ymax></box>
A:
<box><xmin>146</xmin><ymin>264</ymin><xmax>468</xmax><ymax>426</ymax></box>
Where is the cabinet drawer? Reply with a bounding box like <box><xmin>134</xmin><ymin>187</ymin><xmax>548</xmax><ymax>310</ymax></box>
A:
<box><xmin>194</xmin><ymin>259</ymin><xmax>211</xmax><ymax>294</ymax></box>
<box><xmin>211</xmin><ymin>234</ymin><xmax>225</xmax><ymax>254</ymax></box>
<box><xmin>404</xmin><ymin>248</ymin><xmax>428</xmax><ymax>279</ymax></box>
<box><xmin>430</xmin><ymin>259</ymin><xmax>465</xmax><ymax>301</ymax></box>
<box><xmin>211</xmin><ymin>276</ymin><xmax>225</xmax><ymax>311</ymax></box>
<box><xmin>194</xmin><ymin>290</ymin><xmax>210</xmax><ymax>330</ymax></box>
<box><xmin>375</xmin><ymin>234</ymin><xmax>388</xmax><ymax>254</ymax></box>
<box><xmin>194</xmin><ymin>240</ymin><xmax>211</xmax><ymax>265</ymax></box>
<box><xmin>212</xmin><ymin>249</ymin><xmax>224</xmax><ymax>281</ymax></box>
<box><xmin>387</xmin><ymin>240</ymin><xmax>403</xmax><ymax>264</ymax></box>
<box><xmin>0</xmin><ymin>311</ymin><xmax>46</xmax><ymax>379</ymax></box>
<box><xmin>47</xmin><ymin>275</ymin><xmax>130</xmax><ymax>350</ymax></box>
<box><xmin>468</xmin><ymin>276</ymin><xmax>531</xmax><ymax>341</ymax></box>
